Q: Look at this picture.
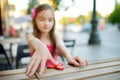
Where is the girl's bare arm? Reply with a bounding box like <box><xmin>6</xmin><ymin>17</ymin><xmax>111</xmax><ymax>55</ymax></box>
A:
<box><xmin>26</xmin><ymin>34</ymin><xmax>58</xmax><ymax>77</ymax></box>
<box><xmin>55</xmin><ymin>33</ymin><xmax>87</xmax><ymax>66</ymax></box>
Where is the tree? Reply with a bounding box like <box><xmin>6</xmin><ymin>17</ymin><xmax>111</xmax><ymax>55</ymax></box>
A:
<box><xmin>52</xmin><ymin>0</ymin><xmax>61</xmax><ymax>10</ymax></box>
<box><xmin>54</xmin><ymin>0</ymin><xmax>74</xmax><ymax>11</ymax></box>
<box><xmin>27</xmin><ymin>0</ymin><xmax>39</xmax><ymax>14</ymax></box>
<box><xmin>108</xmin><ymin>1</ymin><xmax>120</xmax><ymax>30</ymax></box>
<box><xmin>108</xmin><ymin>4</ymin><xmax>120</xmax><ymax>24</ymax></box>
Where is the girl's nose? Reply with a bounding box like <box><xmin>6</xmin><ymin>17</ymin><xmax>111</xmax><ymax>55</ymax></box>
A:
<box><xmin>45</xmin><ymin>20</ymin><xmax>49</xmax><ymax>25</ymax></box>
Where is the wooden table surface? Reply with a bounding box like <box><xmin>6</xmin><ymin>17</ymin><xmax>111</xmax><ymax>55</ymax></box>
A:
<box><xmin>0</xmin><ymin>57</ymin><xmax>120</xmax><ymax>80</ymax></box>
<box><xmin>0</xmin><ymin>37</ymin><xmax>21</xmax><ymax>44</ymax></box>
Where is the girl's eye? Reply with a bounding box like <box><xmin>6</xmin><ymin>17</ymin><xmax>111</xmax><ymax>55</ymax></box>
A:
<box><xmin>39</xmin><ymin>18</ymin><xmax>44</xmax><ymax>21</ymax></box>
<box><xmin>39</xmin><ymin>18</ymin><xmax>54</xmax><ymax>22</ymax></box>
<box><xmin>49</xmin><ymin>19</ymin><xmax>53</xmax><ymax>22</ymax></box>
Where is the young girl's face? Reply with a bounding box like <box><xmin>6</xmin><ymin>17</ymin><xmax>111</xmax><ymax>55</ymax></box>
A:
<box><xmin>35</xmin><ymin>9</ymin><xmax>54</xmax><ymax>33</ymax></box>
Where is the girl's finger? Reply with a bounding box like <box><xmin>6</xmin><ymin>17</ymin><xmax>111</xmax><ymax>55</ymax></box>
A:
<box><xmin>68</xmin><ymin>58</ymin><xmax>79</xmax><ymax>67</ymax></box>
<box><xmin>26</xmin><ymin>58</ymin><xmax>36</xmax><ymax>75</ymax></box>
<box><xmin>74</xmin><ymin>56</ymin><xmax>83</xmax><ymax>64</ymax></box>
<box><xmin>38</xmin><ymin>59</ymin><xmax>46</xmax><ymax>76</ymax></box>
<box><xmin>74</xmin><ymin>56</ymin><xmax>87</xmax><ymax>66</ymax></box>
<box><xmin>29</xmin><ymin>59</ymin><xmax>40</xmax><ymax>77</ymax></box>
<box><xmin>49</xmin><ymin>55</ymin><xmax>58</xmax><ymax>66</ymax></box>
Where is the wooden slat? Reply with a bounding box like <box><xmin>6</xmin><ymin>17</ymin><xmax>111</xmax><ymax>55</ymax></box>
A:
<box><xmin>40</xmin><ymin>66</ymin><xmax>120</xmax><ymax>80</ymax></box>
<box><xmin>0</xmin><ymin>69</ymin><xmax>25</xmax><ymax>77</ymax></box>
<box><xmin>87</xmin><ymin>57</ymin><xmax>120</xmax><ymax>65</ymax></box>
<box><xmin>86</xmin><ymin>72</ymin><xmax>120</xmax><ymax>80</ymax></box>
<box><xmin>0</xmin><ymin>74</ymin><xmax>27</xmax><ymax>80</ymax></box>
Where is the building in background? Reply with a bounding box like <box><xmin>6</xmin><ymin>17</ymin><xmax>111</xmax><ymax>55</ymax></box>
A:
<box><xmin>0</xmin><ymin>0</ymin><xmax>15</xmax><ymax>36</ymax></box>
<box><xmin>0</xmin><ymin>0</ymin><xmax>7</xmax><ymax>36</ymax></box>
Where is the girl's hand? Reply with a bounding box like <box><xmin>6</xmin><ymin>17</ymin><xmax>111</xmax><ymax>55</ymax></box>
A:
<box><xmin>67</xmin><ymin>56</ymin><xmax>88</xmax><ymax>67</ymax></box>
<box><xmin>26</xmin><ymin>48</ymin><xmax>58</xmax><ymax>77</ymax></box>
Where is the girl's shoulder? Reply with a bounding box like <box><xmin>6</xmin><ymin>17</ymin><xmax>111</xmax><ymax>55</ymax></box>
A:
<box><xmin>55</xmin><ymin>32</ymin><xmax>63</xmax><ymax>39</ymax></box>
<box><xmin>55</xmin><ymin>32</ymin><xmax>64</xmax><ymax>45</ymax></box>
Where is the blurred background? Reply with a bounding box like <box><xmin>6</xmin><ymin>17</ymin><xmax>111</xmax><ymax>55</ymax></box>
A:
<box><xmin>0</xmin><ymin>0</ymin><xmax>120</xmax><ymax>70</ymax></box>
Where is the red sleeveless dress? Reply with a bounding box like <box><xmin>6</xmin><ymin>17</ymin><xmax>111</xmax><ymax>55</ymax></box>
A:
<box><xmin>30</xmin><ymin>44</ymin><xmax>57</xmax><ymax>67</ymax></box>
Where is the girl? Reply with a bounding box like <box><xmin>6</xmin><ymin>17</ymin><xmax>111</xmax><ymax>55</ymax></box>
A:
<box><xmin>26</xmin><ymin>4</ymin><xmax>87</xmax><ymax>77</ymax></box>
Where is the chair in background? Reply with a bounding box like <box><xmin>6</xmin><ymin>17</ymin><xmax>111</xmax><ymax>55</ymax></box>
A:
<box><xmin>0</xmin><ymin>43</ymin><xmax>12</xmax><ymax>70</ymax></box>
<box><xmin>63</xmin><ymin>39</ymin><xmax>76</xmax><ymax>55</ymax></box>
<box><xmin>16</xmin><ymin>40</ymin><xmax>76</xmax><ymax>68</ymax></box>
<box><xmin>60</xmin><ymin>39</ymin><xmax>76</xmax><ymax>63</ymax></box>
<box><xmin>16</xmin><ymin>43</ymin><xmax>30</xmax><ymax>69</ymax></box>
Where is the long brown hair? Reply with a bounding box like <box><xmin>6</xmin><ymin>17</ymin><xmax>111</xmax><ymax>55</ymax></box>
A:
<box><xmin>32</xmin><ymin>4</ymin><xmax>56</xmax><ymax>54</ymax></box>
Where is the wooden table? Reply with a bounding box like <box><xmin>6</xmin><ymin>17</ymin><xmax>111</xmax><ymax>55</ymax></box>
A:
<box><xmin>0</xmin><ymin>37</ymin><xmax>21</xmax><ymax>44</ymax></box>
<box><xmin>0</xmin><ymin>57</ymin><xmax>120</xmax><ymax>80</ymax></box>
<box><xmin>0</xmin><ymin>37</ymin><xmax>21</xmax><ymax>63</ymax></box>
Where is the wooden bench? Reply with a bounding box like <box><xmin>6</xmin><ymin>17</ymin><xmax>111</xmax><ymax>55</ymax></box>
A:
<box><xmin>0</xmin><ymin>57</ymin><xmax>120</xmax><ymax>80</ymax></box>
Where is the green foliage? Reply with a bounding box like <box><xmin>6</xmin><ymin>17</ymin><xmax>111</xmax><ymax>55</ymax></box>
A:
<box><xmin>87</xmin><ymin>11</ymin><xmax>102</xmax><ymax>19</ymax></box>
<box><xmin>108</xmin><ymin>4</ymin><xmax>120</xmax><ymax>24</ymax></box>
<box><xmin>53</xmin><ymin>0</ymin><xmax>61</xmax><ymax>10</ymax></box>
<box><xmin>77</xmin><ymin>15</ymin><xmax>85</xmax><ymax>24</ymax></box>
<box><xmin>27</xmin><ymin>0</ymin><xmax>39</xmax><ymax>14</ymax></box>
<box><xmin>54</xmin><ymin>0</ymin><xmax>74</xmax><ymax>11</ymax></box>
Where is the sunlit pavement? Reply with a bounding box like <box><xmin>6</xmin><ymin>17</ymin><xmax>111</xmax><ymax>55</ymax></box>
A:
<box><xmin>62</xmin><ymin>23</ymin><xmax>120</xmax><ymax>61</ymax></box>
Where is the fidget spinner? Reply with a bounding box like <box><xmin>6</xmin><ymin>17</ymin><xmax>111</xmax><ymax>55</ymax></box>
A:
<box><xmin>47</xmin><ymin>63</ymin><xmax>64</xmax><ymax>70</ymax></box>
